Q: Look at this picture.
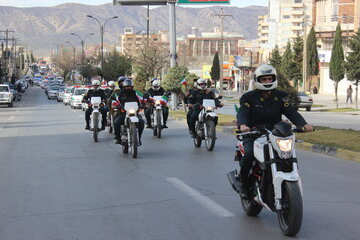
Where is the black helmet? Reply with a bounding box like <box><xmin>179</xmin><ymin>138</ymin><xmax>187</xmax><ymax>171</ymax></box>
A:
<box><xmin>123</xmin><ymin>79</ymin><xmax>133</xmax><ymax>88</ymax></box>
<box><xmin>117</xmin><ymin>76</ymin><xmax>127</xmax><ymax>83</ymax></box>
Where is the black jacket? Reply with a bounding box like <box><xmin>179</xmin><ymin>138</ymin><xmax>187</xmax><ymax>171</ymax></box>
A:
<box><xmin>187</xmin><ymin>89</ymin><xmax>221</xmax><ymax>106</ymax></box>
<box><xmin>104</xmin><ymin>88</ymin><xmax>113</xmax><ymax>99</ymax></box>
<box><xmin>83</xmin><ymin>89</ymin><xmax>107</xmax><ymax>102</ymax></box>
<box><xmin>117</xmin><ymin>89</ymin><xmax>141</xmax><ymax>108</ymax></box>
<box><xmin>236</xmin><ymin>90</ymin><xmax>307</xmax><ymax>130</ymax></box>
<box><xmin>144</xmin><ymin>87</ymin><xmax>166</xmax><ymax>99</ymax></box>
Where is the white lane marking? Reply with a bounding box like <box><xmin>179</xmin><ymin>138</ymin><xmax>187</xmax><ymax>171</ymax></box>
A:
<box><xmin>0</xmin><ymin>127</ymin><xmax>3</xmax><ymax>131</ymax></box>
<box><xmin>167</xmin><ymin>177</ymin><xmax>235</xmax><ymax>218</ymax></box>
<box><xmin>8</xmin><ymin>116</ymin><xmax>15</xmax><ymax>121</ymax></box>
<box><xmin>78</xmin><ymin>114</ymin><xmax>84</xmax><ymax>118</ymax></box>
<box><xmin>16</xmin><ymin>109</ymin><xmax>19</xmax><ymax>113</ymax></box>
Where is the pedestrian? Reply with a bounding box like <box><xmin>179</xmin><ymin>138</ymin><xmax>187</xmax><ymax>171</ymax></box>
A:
<box><xmin>346</xmin><ymin>85</ymin><xmax>353</xmax><ymax>104</ymax></box>
<box><xmin>11</xmin><ymin>74</ymin><xmax>16</xmax><ymax>85</ymax></box>
<box><xmin>312</xmin><ymin>86</ymin><xmax>318</xmax><ymax>94</ymax></box>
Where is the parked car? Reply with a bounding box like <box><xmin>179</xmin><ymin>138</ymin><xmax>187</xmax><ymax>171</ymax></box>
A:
<box><xmin>70</xmin><ymin>88</ymin><xmax>87</xmax><ymax>109</ymax></box>
<box><xmin>57</xmin><ymin>87</ymin><xmax>66</xmax><ymax>102</ymax></box>
<box><xmin>295</xmin><ymin>91</ymin><xmax>313</xmax><ymax>111</ymax></box>
<box><xmin>0</xmin><ymin>84</ymin><xmax>14</xmax><ymax>107</ymax></box>
<box><xmin>63</xmin><ymin>87</ymin><xmax>75</xmax><ymax>105</ymax></box>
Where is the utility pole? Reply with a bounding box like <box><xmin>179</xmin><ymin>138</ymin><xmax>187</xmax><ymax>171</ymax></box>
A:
<box><xmin>213</xmin><ymin>8</ymin><xmax>232</xmax><ymax>95</ymax></box>
<box><xmin>302</xmin><ymin>15</ymin><xmax>309</xmax><ymax>92</ymax></box>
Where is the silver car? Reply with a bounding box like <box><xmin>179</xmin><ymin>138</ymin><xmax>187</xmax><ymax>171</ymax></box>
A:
<box><xmin>296</xmin><ymin>92</ymin><xmax>313</xmax><ymax>111</ymax></box>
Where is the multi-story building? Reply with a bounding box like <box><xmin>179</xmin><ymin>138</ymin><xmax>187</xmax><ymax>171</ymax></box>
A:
<box><xmin>315</xmin><ymin>0</ymin><xmax>358</xmax><ymax>94</ymax></box>
<box><xmin>258</xmin><ymin>0</ymin><xmax>313</xmax><ymax>62</ymax></box>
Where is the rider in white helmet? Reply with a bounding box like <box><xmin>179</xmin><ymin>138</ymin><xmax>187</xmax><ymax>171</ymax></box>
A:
<box><xmin>144</xmin><ymin>79</ymin><xmax>169</xmax><ymax>128</ymax></box>
<box><xmin>187</xmin><ymin>78</ymin><xmax>223</xmax><ymax>137</ymax></box>
<box><xmin>82</xmin><ymin>79</ymin><xmax>107</xmax><ymax>130</ymax></box>
<box><xmin>236</xmin><ymin>64</ymin><xmax>313</xmax><ymax>198</ymax></box>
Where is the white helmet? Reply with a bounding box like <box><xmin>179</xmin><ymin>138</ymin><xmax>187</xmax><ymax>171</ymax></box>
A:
<box><xmin>92</xmin><ymin>80</ymin><xmax>100</xmax><ymax>89</ymax></box>
<box><xmin>152</xmin><ymin>79</ymin><xmax>161</xmax><ymax>91</ymax></box>
<box><xmin>108</xmin><ymin>81</ymin><xmax>116</xmax><ymax>87</ymax></box>
<box><xmin>197</xmin><ymin>78</ymin><xmax>207</xmax><ymax>90</ymax></box>
<box><xmin>254</xmin><ymin>64</ymin><xmax>278</xmax><ymax>91</ymax></box>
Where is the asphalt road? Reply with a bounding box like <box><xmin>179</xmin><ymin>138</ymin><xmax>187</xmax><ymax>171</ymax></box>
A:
<box><xmin>0</xmin><ymin>87</ymin><xmax>359</xmax><ymax>240</ymax></box>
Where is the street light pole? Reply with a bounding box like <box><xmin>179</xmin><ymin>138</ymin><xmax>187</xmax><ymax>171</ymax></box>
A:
<box><xmin>70</xmin><ymin>33</ymin><xmax>95</xmax><ymax>66</ymax></box>
<box><xmin>86</xmin><ymin>15</ymin><xmax>118</xmax><ymax>69</ymax></box>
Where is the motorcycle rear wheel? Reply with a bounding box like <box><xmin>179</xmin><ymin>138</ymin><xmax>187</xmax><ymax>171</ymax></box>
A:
<box><xmin>240</xmin><ymin>180</ymin><xmax>263</xmax><ymax>216</ymax></box>
<box><xmin>277</xmin><ymin>181</ymin><xmax>303</xmax><ymax>236</ymax></box>
<box><xmin>205</xmin><ymin>120</ymin><xmax>216</xmax><ymax>151</ymax></box>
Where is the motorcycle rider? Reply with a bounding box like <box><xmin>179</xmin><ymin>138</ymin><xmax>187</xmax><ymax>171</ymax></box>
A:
<box><xmin>185</xmin><ymin>77</ymin><xmax>199</xmax><ymax>132</ymax></box>
<box><xmin>187</xmin><ymin>78</ymin><xmax>224</xmax><ymax>138</ymax></box>
<box><xmin>113</xmin><ymin>79</ymin><xmax>145</xmax><ymax>145</ymax></box>
<box><xmin>82</xmin><ymin>80</ymin><xmax>108</xmax><ymax>130</ymax></box>
<box><xmin>144</xmin><ymin>79</ymin><xmax>169</xmax><ymax>128</ymax></box>
<box><xmin>117</xmin><ymin>76</ymin><xmax>127</xmax><ymax>90</ymax></box>
<box><xmin>236</xmin><ymin>64</ymin><xmax>313</xmax><ymax>198</ymax></box>
<box><xmin>104</xmin><ymin>81</ymin><xmax>116</xmax><ymax>99</ymax></box>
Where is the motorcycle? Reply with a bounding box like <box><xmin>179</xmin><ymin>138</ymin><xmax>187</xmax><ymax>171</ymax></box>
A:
<box><xmin>193</xmin><ymin>99</ymin><xmax>218</xmax><ymax>151</ymax></box>
<box><xmin>107</xmin><ymin>109</ymin><xmax>114</xmax><ymax>134</ymax></box>
<box><xmin>150</xmin><ymin>96</ymin><xmax>167</xmax><ymax>138</ymax></box>
<box><xmin>120</xmin><ymin>101</ymin><xmax>140</xmax><ymax>158</ymax></box>
<box><xmin>89</xmin><ymin>97</ymin><xmax>103</xmax><ymax>142</ymax></box>
<box><xmin>227</xmin><ymin>122</ymin><xmax>306</xmax><ymax>236</ymax></box>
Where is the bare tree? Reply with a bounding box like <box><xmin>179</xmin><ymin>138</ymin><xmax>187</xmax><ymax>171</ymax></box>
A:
<box><xmin>51</xmin><ymin>49</ymin><xmax>74</xmax><ymax>80</ymax></box>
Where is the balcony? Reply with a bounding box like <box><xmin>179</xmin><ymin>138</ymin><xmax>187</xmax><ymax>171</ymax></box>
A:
<box><xmin>291</xmin><ymin>10</ymin><xmax>304</xmax><ymax>15</ymax></box>
<box><xmin>292</xmin><ymin>18</ymin><xmax>303</xmax><ymax>23</ymax></box>
<box><xmin>291</xmin><ymin>25</ymin><xmax>303</xmax><ymax>31</ymax></box>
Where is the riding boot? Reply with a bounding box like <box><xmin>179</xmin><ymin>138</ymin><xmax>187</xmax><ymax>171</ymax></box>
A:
<box><xmin>85</xmin><ymin>120</ymin><xmax>90</xmax><ymax>130</ymax></box>
<box><xmin>101</xmin><ymin>118</ymin><xmax>106</xmax><ymax>130</ymax></box>
<box><xmin>239</xmin><ymin>173</ymin><xmax>250</xmax><ymax>199</ymax></box>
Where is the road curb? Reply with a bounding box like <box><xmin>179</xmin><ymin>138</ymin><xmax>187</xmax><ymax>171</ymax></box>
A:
<box><xmin>169</xmin><ymin>116</ymin><xmax>360</xmax><ymax>162</ymax></box>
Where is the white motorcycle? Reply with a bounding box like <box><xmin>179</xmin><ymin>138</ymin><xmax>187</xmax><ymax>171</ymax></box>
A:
<box><xmin>151</xmin><ymin>96</ymin><xmax>167</xmax><ymax>138</ymax></box>
<box><xmin>227</xmin><ymin>122</ymin><xmax>306</xmax><ymax>236</ymax></box>
<box><xmin>193</xmin><ymin>99</ymin><xmax>218</xmax><ymax>151</ymax></box>
<box><xmin>89</xmin><ymin>97</ymin><xmax>102</xmax><ymax>142</ymax></box>
<box><xmin>120</xmin><ymin>102</ymin><xmax>140</xmax><ymax>158</ymax></box>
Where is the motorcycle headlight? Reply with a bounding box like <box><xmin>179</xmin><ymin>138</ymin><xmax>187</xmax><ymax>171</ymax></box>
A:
<box><xmin>206</xmin><ymin>106</ymin><xmax>214</xmax><ymax>112</ymax></box>
<box><xmin>155</xmin><ymin>100</ymin><xmax>161</xmax><ymax>105</ymax></box>
<box><xmin>128</xmin><ymin>109</ymin><xmax>136</xmax><ymax>115</ymax></box>
<box><xmin>276</xmin><ymin>138</ymin><xmax>293</xmax><ymax>152</ymax></box>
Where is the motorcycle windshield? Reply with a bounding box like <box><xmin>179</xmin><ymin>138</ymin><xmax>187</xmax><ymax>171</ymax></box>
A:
<box><xmin>91</xmin><ymin>97</ymin><xmax>102</xmax><ymax>104</ymax></box>
<box><xmin>124</xmin><ymin>102</ymin><xmax>139</xmax><ymax>111</ymax></box>
<box><xmin>203</xmin><ymin>99</ymin><xmax>215</xmax><ymax>108</ymax></box>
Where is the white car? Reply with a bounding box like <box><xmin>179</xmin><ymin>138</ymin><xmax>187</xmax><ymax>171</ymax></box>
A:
<box><xmin>47</xmin><ymin>86</ymin><xmax>60</xmax><ymax>99</ymax></box>
<box><xmin>63</xmin><ymin>87</ymin><xmax>75</xmax><ymax>105</ymax></box>
<box><xmin>70</xmin><ymin>88</ymin><xmax>87</xmax><ymax>109</ymax></box>
<box><xmin>57</xmin><ymin>87</ymin><xmax>66</xmax><ymax>102</ymax></box>
<box><xmin>0</xmin><ymin>84</ymin><xmax>14</xmax><ymax>107</ymax></box>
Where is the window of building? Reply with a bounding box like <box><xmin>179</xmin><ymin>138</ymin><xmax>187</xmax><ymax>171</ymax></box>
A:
<box><xmin>294</xmin><ymin>0</ymin><xmax>302</xmax><ymax>3</ymax></box>
<box><xmin>135</xmin><ymin>38</ymin><xmax>141</xmax><ymax>41</ymax></box>
<box><xmin>127</xmin><ymin>38</ymin><xmax>133</xmax><ymax>41</ymax></box>
<box><xmin>283</xmin><ymin>7</ymin><xmax>291</xmax><ymax>12</ymax></box>
<box><xmin>153</xmin><ymin>38</ymin><xmax>158</xmax><ymax>41</ymax></box>
<box><xmin>283</xmin><ymin>15</ymin><xmax>291</xmax><ymax>19</ymax></box>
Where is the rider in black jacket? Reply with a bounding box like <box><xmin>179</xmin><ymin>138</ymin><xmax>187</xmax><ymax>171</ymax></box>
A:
<box><xmin>236</xmin><ymin>64</ymin><xmax>313</xmax><ymax>198</ymax></box>
<box><xmin>143</xmin><ymin>79</ymin><xmax>169</xmax><ymax>128</ymax></box>
<box><xmin>82</xmin><ymin>80</ymin><xmax>107</xmax><ymax>130</ymax></box>
<box><xmin>113</xmin><ymin>79</ymin><xmax>145</xmax><ymax>145</ymax></box>
<box><xmin>187</xmin><ymin>78</ymin><xmax>223</xmax><ymax>137</ymax></box>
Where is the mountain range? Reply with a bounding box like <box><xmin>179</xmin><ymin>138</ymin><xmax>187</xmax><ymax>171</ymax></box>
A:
<box><xmin>0</xmin><ymin>3</ymin><xmax>267</xmax><ymax>56</ymax></box>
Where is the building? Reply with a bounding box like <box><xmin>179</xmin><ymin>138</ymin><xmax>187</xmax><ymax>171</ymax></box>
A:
<box><xmin>315</xmin><ymin>0</ymin><xmax>358</xmax><ymax>95</ymax></box>
<box><xmin>258</xmin><ymin>0</ymin><xmax>313</xmax><ymax>62</ymax></box>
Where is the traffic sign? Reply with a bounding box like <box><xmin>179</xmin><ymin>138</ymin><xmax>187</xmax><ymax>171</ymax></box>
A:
<box><xmin>178</xmin><ymin>0</ymin><xmax>230</xmax><ymax>4</ymax></box>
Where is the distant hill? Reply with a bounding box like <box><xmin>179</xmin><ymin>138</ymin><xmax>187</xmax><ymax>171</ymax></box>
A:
<box><xmin>0</xmin><ymin>3</ymin><xmax>267</xmax><ymax>56</ymax></box>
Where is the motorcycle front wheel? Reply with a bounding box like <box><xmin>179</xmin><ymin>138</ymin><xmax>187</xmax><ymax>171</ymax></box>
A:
<box><xmin>277</xmin><ymin>181</ymin><xmax>303</xmax><ymax>237</ymax></box>
<box><xmin>130</xmin><ymin>123</ymin><xmax>138</xmax><ymax>158</ymax></box>
<box><xmin>93</xmin><ymin>112</ymin><xmax>99</xmax><ymax>142</ymax></box>
<box><xmin>156</xmin><ymin>110</ymin><xmax>162</xmax><ymax>139</ymax></box>
<box><xmin>205</xmin><ymin>120</ymin><xmax>216</xmax><ymax>151</ymax></box>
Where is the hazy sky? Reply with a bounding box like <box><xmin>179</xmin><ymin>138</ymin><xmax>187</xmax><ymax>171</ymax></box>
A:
<box><xmin>0</xmin><ymin>0</ymin><xmax>267</xmax><ymax>8</ymax></box>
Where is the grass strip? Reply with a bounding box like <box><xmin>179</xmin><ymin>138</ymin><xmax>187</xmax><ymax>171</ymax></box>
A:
<box><xmin>318</xmin><ymin>108</ymin><xmax>359</xmax><ymax>112</ymax></box>
<box><xmin>170</xmin><ymin>110</ymin><xmax>360</xmax><ymax>153</ymax></box>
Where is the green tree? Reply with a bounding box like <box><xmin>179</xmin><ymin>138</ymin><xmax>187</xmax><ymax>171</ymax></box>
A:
<box><xmin>281</xmin><ymin>41</ymin><xmax>295</xmax><ymax>82</ymax></box>
<box><xmin>306</xmin><ymin>26</ymin><xmax>319</xmax><ymax>91</ymax></box>
<box><xmin>344</xmin><ymin>28</ymin><xmax>360</xmax><ymax>109</ymax></box>
<box><xmin>210</xmin><ymin>52</ymin><xmax>220</xmax><ymax>88</ymax></box>
<box><xmin>100</xmin><ymin>50</ymin><xmax>132</xmax><ymax>82</ymax></box>
<box><xmin>329</xmin><ymin>23</ymin><xmax>345</xmax><ymax>108</ymax></box>
<box><xmin>163</xmin><ymin>66</ymin><xmax>188</xmax><ymax>94</ymax></box>
<box><xmin>269</xmin><ymin>45</ymin><xmax>282</xmax><ymax>70</ymax></box>
<box><xmin>293</xmin><ymin>34</ymin><xmax>303</xmax><ymax>89</ymax></box>
<box><xmin>79</xmin><ymin>63</ymin><xmax>97</xmax><ymax>84</ymax></box>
